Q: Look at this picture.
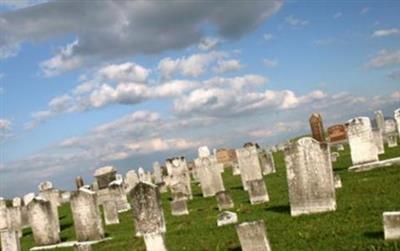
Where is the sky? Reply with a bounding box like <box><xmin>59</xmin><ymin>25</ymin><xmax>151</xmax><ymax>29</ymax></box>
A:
<box><xmin>0</xmin><ymin>0</ymin><xmax>399</xmax><ymax>198</ymax></box>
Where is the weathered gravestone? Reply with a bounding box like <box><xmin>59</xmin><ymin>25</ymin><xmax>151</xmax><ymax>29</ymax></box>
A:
<box><xmin>217</xmin><ymin>211</ymin><xmax>238</xmax><ymax>227</ymax></box>
<box><xmin>215</xmin><ymin>191</ymin><xmax>234</xmax><ymax>211</ymax></box>
<box><xmin>125</xmin><ymin>170</ymin><xmax>139</xmax><ymax>194</ymax></box>
<box><xmin>309</xmin><ymin>113</ymin><xmax>325</xmax><ymax>142</ymax></box>
<box><xmin>38</xmin><ymin>181</ymin><xmax>61</xmax><ymax>232</ymax></box>
<box><xmin>236</xmin><ymin>145</ymin><xmax>263</xmax><ymax>191</ymax></box>
<box><xmin>73</xmin><ymin>243</ymin><xmax>92</xmax><ymax>251</ymax></box>
<box><xmin>385</xmin><ymin>119</ymin><xmax>398</xmax><ymax>148</ymax></box>
<box><xmin>94</xmin><ymin>166</ymin><xmax>117</xmax><ymax>190</ymax></box>
<box><xmin>236</xmin><ymin>220</ymin><xmax>271</xmax><ymax>251</ymax></box>
<box><xmin>7</xmin><ymin>199</ymin><xmax>22</xmax><ymax>237</ymax></box>
<box><xmin>372</xmin><ymin>128</ymin><xmax>385</xmax><ymax>154</ymax></box>
<box><xmin>75</xmin><ymin>176</ymin><xmax>85</xmax><ymax>190</ymax></box>
<box><xmin>258</xmin><ymin>149</ymin><xmax>276</xmax><ymax>175</ymax></box>
<box><xmin>0</xmin><ymin>230</ymin><xmax>21</xmax><ymax>251</ymax></box>
<box><xmin>27</xmin><ymin>197</ymin><xmax>60</xmax><ymax>246</ymax></box>
<box><xmin>347</xmin><ymin>117</ymin><xmax>379</xmax><ymax>165</ymax></box>
<box><xmin>284</xmin><ymin>137</ymin><xmax>336</xmax><ymax>216</ymax></box>
<box><xmin>375</xmin><ymin>110</ymin><xmax>385</xmax><ymax>133</ymax></box>
<box><xmin>328</xmin><ymin>124</ymin><xmax>347</xmax><ymax>143</ymax></box>
<box><xmin>109</xmin><ymin>180</ymin><xmax>131</xmax><ymax>212</ymax></box>
<box><xmin>70</xmin><ymin>189</ymin><xmax>104</xmax><ymax>241</ymax></box>
<box><xmin>153</xmin><ymin>162</ymin><xmax>166</xmax><ymax>192</ymax></box>
<box><xmin>102</xmin><ymin>200</ymin><xmax>119</xmax><ymax>225</ymax></box>
<box><xmin>165</xmin><ymin>157</ymin><xmax>192</xmax><ymax>200</ymax></box>
<box><xmin>383</xmin><ymin>212</ymin><xmax>400</xmax><ymax>240</ymax></box>
<box><xmin>395</xmin><ymin>108</ymin><xmax>400</xmax><ymax>135</ymax></box>
<box><xmin>246</xmin><ymin>179</ymin><xmax>269</xmax><ymax>205</ymax></box>
<box><xmin>170</xmin><ymin>192</ymin><xmax>189</xmax><ymax>216</ymax></box>
<box><xmin>130</xmin><ymin>182</ymin><xmax>167</xmax><ymax>251</ymax></box>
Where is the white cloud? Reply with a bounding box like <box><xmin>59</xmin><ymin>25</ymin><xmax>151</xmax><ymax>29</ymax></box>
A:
<box><xmin>372</xmin><ymin>28</ymin><xmax>400</xmax><ymax>38</ymax></box>
<box><xmin>333</xmin><ymin>12</ymin><xmax>342</xmax><ymax>19</ymax></box>
<box><xmin>388</xmin><ymin>69</ymin><xmax>400</xmax><ymax>80</ymax></box>
<box><xmin>214</xmin><ymin>59</ymin><xmax>243</xmax><ymax>73</ymax></box>
<box><xmin>263</xmin><ymin>58</ymin><xmax>278</xmax><ymax>68</ymax></box>
<box><xmin>0</xmin><ymin>43</ymin><xmax>20</xmax><ymax>59</ymax></box>
<box><xmin>0</xmin><ymin>118</ymin><xmax>12</xmax><ymax>141</ymax></box>
<box><xmin>285</xmin><ymin>16</ymin><xmax>309</xmax><ymax>27</ymax></box>
<box><xmin>198</xmin><ymin>37</ymin><xmax>220</xmax><ymax>51</ymax></box>
<box><xmin>97</xmin><ymin>62</ymin><xmax>150</xmax><ymax>82</ymax></box>
<box><xmin>360</xmin><ymin>6</ymin><xmax>370</xmax><ymax>15</ymax></box>
<box><xmin>263</xmin><ymin>33</ymin><xmax>275</xmax><ymax>41</ymax></box>
<box><xmin>365</xmin><ymin>49</ymin><xmax>400</xmax><ymax>69</ymax></box>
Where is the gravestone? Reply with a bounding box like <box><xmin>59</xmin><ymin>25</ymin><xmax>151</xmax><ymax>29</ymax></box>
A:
<box><xmin>7</xmin><ymin>202</ymin><xmax>22</xmax><ymax>237</ymax></box>
<box><xmin>70</xmin><ymin>188</ymin><xmax>104</xmax><ymax>241</ymax></box>
<box><xmin>73</xmin><ymin>243</ymin><xmax>92</xmax><ymax>251</ymax></box>
<box><xmin>327</xmin><ymin>124</ymin><xmax>347</xmax><ymax>143</ymax></box>
<box><xmin>102</xmin><ymin>200</ymin><xmax>119</xmax><ymax>225</ymax></box>
<box><xmin>383</xmin><ymin>212</ymin><xmax>400</xmax><ymax>240</ymax></box>
<box><xmin>236</xmin><ymin>220</ymin><xmax>271</xmax><ymax>251</ymax></box>
<box><xmin>153</xmin><ymin>162</ymin><xmax>164</xmax><ymax>185</ymax></box>
<box><xmin>394</xmin><ymin>108</ymin><xmax>400</xmax><ymax>135</ymax></box>
<box><xmin>347</xmin><ymin>117</ymin><xmax>379</xmax><ymax>165</ymax></box>
<box><xmin>375</xmin><ymin>110</ymin><xmax>385</xmax><ymax>133</ymax></box>
<box><xmin>217</xmin><ymin>211</ymin><xmax>238</xmax><ymax>227</ymax></box>
<box><xmin>138</xmin><ymin>167</ymin><xmax>146</xmax><ymax>182</ymax></box>
<box><xmin>38</xmin><ymin>188</ymin><xmax>61</xmax><ymax>232</ymax></box>
<box><xmin>130</xmin><ymin>182</ymin><xmax>167</xmax><ymax>251</ymax></box>
<box><xmin>284</xmin><ymin>137</ymin><xmax>336</xmax><ymax>216</ymax></box>
<box><xmin>246</xmin><ymin>179</ymin><xmax>269</xmax><ymax>205</ymax></box>
<box><xmin>0</xmin><ymin>198</ymin><xmax>6</xmax><ymax>231</ymax></box>
<box><xmin>94</xmin><ymin>166</ymin><xmax>117</xmax><ymax>190</ymax></box>
<box><xmin>38</xmin><ymin>181</ymin><xmax>53</xmax><ymax>192</ymax></box>
<box><xmin>309</xmin><ymin>113</ymin><xmax>325</xmax><ymax>142</ymax></box>
<box><xmin>236</xmin><ymin>146</ymin><xmax>263</xmax><ymax>191</ymax></box>
<box><xmin>194</xmin><ymin>153</ymin><xmax>225</xmax><ymax>198</ymax></box>
<box><xmin>331</xmin><ymin>152</ymin><xmax>339</xmax><ymax>162</ymax></box>
<box><xmin>165</xmin><ymin>157</ymin><xmax>192</xmax><ymax>200</ymax></box>
<box><xmin>215</xmin><ymin>191</ymin><xmax>234</xmax><ymax>210</ymax></box>
<box><xmin>109</xmin><ymin>180</ymin><xmax>131</xmax><ymax>212</ymax></box>
<box><xmin>27</xmin><ymin>197</ymin><xmax>60</xmax><ymax>245</ymax></box>
<box><xmin>372</xmin><ymin>129</ymin><xmax>385</xmax><ymax>154</ymax></box>
<box><xmin>125</xmin><ymin>170</ymin><xmax>139</xmax><ymax>194</ymax></box>
<box><xmin>385</xmin><ymin>119</ymin><xmax>398</xmax><ymax>148</ymax></box>
<box><xmin>336</xmin><ymin>144</ymin><xmax>344</xmax><ymax>151</ymax></box>
<box><xmin>334</xmin><ymin>174</ymin><xmax>342</xmax><ymax>189</ymax></box>
<box><xmin>0</xmin><ymin>230</ymin><xmax>21</xmax><ymax>251</ymax></box>
<box><xmin>259</xmin><ymin>149</ymin><xmax>276</xmax><ymax>175</ymax></box>
<box><xmin>75</xmin><ymin>176</ymin><xmax>85</xmax><ymax>190</ymax></box>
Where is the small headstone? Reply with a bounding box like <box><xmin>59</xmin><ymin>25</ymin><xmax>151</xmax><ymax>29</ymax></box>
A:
<box><xmin>109</xmin><ymin>180</ymin><xmax>131</xmax><ymax>212</ymax></box>
<box><xmin>236</xmin><ymin>145</ymin><xmax>263</xmax><ymax>191</ymax></box>
<box><xmin>236</xmin><ymin>220</ymin><xmax>271</xmax><ymax>251</ymax></box>
<box><xmin>70</xmin><ymin>188</ymin><xmax>104</xmax><ymax>241</ymax></box>
<box><xmin>102</xmin><ymin>200</ymin><xmax>119</xmax><ymax>225</ymax></box>
<box><xmin>165</xmin><ymin>157</ymin><xmax>192</xmax><ymax>200</ymax></box>
<box><xmin>215</xmin><ymin>191</ymin><xmax>234</xmax><ymax>211</ymax></box>
<box><xmin>27</xmin><ymin>197</ymin><xmax>60</xmax><ymax>245</ymax></box>
<box><xmin>94</xmin><ymin>166</ymin><xmax>117</xmax><ymax>190</ymax></box>
<box><xmin>309</xmin><ymin>113</ymin><xmax>325</xmax><ymax>142</ymax></box>
<box><xmin>336</xmin><ymin>144</ymin><xmax>344</xmax><ymax>151</ymax></box>
<box><xmin>334</xmin><ymin>174</ymin><xmax>342</xmax><ymax>189</ymax></box>
<box><xmin>246</xmin><ymin>179</ymin><xmax>269</xmax><ymax>205</ymax></box>
<box><xmin>0</xmin><ymin>230</ymin><xmax>21</xmax><ymax>251</ymax></box>
<box><xmin>75</xmin><ymin>176</ymin><xmax>85</xmax><ymax>190</ymax></box>
<box><xmin>386</xmin><ymin>135</ymin><xmax>398</xmax><ymax>148</ymax></box>
<box><xmin>375</xmin><ymin>110</ymin><xmax>385</xmax><ymax>133</ymax></box>
<box><xmin>383</xmin><ymin>212</ymin><xmax>400</xmax><ymax>240</ymax></box>
<box><xmin>372</xmin><ymin>129</ymin><xmax>385</xmax><ymax>154</ymax></box>
<box><xmin>217</xmin><ymin>211</ymin><xmax>238</xmax><ymax>227</ymax></box>
<box><xmin>170</xmin><ymin>192</ymin><xmax>189</xmax><ymax>217</ymax></box>
<box><xmin>284</xmin><ymin>137</ymin><xmax>336</xmax><ymax>216</ymax></box>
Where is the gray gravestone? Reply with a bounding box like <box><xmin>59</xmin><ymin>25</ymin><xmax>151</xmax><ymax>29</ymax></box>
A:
<box><xmin>383</xmin><ymin>212</ymin><xmax>400</xmax><ymax>240</ymax></box>
<box><xmin>195</xmin><ymin>154</ymin><xmax>225</xmax><ymax>198</ymax></box>
<box><xmin>109</xmin><ymin>180</ymin><xmax>131</xmax><ymax>212</ymax></box>
<box><xmin>165</xmin><ymin>157</ymin><xmax>192</xmax><ymax>200</ymax></box>
<box><xmin>236</xmin><ymin>220</ymin><xmax>271</xmax><ymax>251</ymax></box>
<box><xmin>246</xmin><ymin>179</ymin><xmax>269</xmax><ymax>205</ymax></box>
<box><xmin>236</xmin><ymin>146</ymin><xmax>263</xmax><ymax>191</ymax></box>
<box><xmin>102</xmin><ymin>200</ymin><xmax>119</xmax><ymax>225</ymax></box>
<box><xmin>0</xmin><ymin>230</ymin><xmax>21</xmax><ymax>251</ymax></box>
<box><xmin>125</xmin><ymin>170</ymin><xmax>139</xmax><ymax>194</ymax></box>
<box><xmin>215</xmin><ymin>191</ymin><xmax>234</xmax><ymax>211</ymax></box>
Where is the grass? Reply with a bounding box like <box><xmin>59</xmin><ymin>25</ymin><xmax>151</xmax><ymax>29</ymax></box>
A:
<box><xmin>18</xmin><ymin>143</ymin><xmax>400</xmax><ymax>251</ymax></box>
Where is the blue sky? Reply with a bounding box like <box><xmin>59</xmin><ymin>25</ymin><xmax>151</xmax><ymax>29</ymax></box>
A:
<box><xmin>0</xmin><ymin>0</ymin><xmax>399</xmax><ymax>197</ymax></box>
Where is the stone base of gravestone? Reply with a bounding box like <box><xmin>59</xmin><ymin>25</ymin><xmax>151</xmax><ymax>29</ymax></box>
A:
<box><xmin>246</xmin><ymin>179</ymin><xmax>269</xmax><ymax>205</ymax></box>
<box><xmin>74</xmin><ymin>243</ymin><xmax>92</xmax><ymax>251</ymax></box>
<box><xmin>236</xmin><ymin>220</ymin><xmax>271</xmax><ymax>251</ymax></box>
<box><xmin>348</xmin><ymin>157</ymin><xmax>400</xmax><ymax>172</ymax></box>
<box><xmin>217</xmin><ymin>211</ymin><xmax>238</xmax><ymax>227</ymax></box>
<box><xmin>383</xmin><ymin>212</ymin><xmax>400</xmax><ymax>240</ymax></box>
<box><xmin>170</xmin><ymin>199</ymin><xmax>188</xmax><ymax>216</ymax></box>
<box><xmin>29</xmin><ymin>238</ymin><xmax>112</xmax><ymax>251</ymax></box>
<box><xmin>102</xmin><ymin>200</ymin><xmax>119</xmax><ymax>225</ymax></box>
<box><xmin>143</xmin><ymin>233</ymin><xmax>168</xmax><ymax>251</ymax></box>
<box><xmin>334</xmin><ymin>174</ymin><xmax>342</xmax><ymax>189</ymax></box>
<box><xmin>0</xmin><ymin>230</ymin><xmax>21</xmax><ymax>251</ymax></box>
<box><xmin>215</xmin><ymin>191</ymin><xmax>234</xmax><ymax>211</ymax></box>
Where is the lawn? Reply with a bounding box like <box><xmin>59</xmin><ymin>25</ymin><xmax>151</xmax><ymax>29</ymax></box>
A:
<box><xmin>19</xmin><ymin>143</ymin><xmax>400</xmax><ymax>251</ymax></box>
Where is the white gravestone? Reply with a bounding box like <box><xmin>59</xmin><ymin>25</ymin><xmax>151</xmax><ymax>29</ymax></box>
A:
<box><xmin>246</xmin><ymin>179</ymin><xmax>269</xmax><ymax>205</ymax></box>
<box><xmin>394</xmin><ymin>108</ymin><xmax>400</xmax><ymax>135</ymax></box>
<box><xmin>384</xmin><ymin>212</ymin><xmax>400</xmax><ymax>240</ymax></box>
<box><xmin>165</xmin><ymin>157</ymin><xmax>192</xmax><ymax>200</ymax></box>
<box><xmin>102</xmin><ymin>200</ymin><xmax>119</xmax><ymax>225</ymax></box>
<box><xmin>125</xmin><ymin>170</ymin><xmax>139</xmax><ymax>194</ymax></box>
<box><xmin>0</xmin><ymin>230</ymin><xmax>21</xmax><ymax>251</ymax></box>
<box><xmin>194</xmin><ymin>154</ymin><xmax>225</xmax><ymax>198</ymax></box>
<box><xmin>236</xmin><ymin>146</ymin><xmax>263</xmax><ymax>191</ymax></box>
<box><xmin>372</xmin><ymin>129</ymin><xmax>385</xmax><ymax>154</ymax></box>
<box><xmin>236</xmin><ymin>220</ymin><xmax>271</xmax><ymax>251</ymax></box>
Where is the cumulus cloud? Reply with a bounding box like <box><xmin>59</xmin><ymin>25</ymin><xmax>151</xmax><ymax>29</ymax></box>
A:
<box><xmin>372</xmin><ymin>28</ymin><xmax>400</xmax><ymax>38</ymax></box>
<box><xmin>285</xmin><ymin>16</ymin><xmax>309</xmax><ymax>27</ymax></box>
<box><xmin>0</xmin><ymin>0</ymin><xmax>282</xmax><ymax>73</ymax></box>
<box><xmin>263</xmin><ymin>58</ymin><xmax>278</xmax><ymax>68</ymax></box>
<box><xmin>388</xmin><ymin>69</ymin><xmax>400</xmax><ymax>80</ymax></box>
<box><xmin>198</xmin><ymin>37</ymin><xmax>220</xmax><ymax>51</ymax></box>
<box><xmin>365</xmin><ymin>49</ymin><xmax>400</xmax><ymax>68</ymax></box>
<box><xmin>214</xmin><ymin>59</ymin><xmax>243</xmax><ymax>73</ymax></box>
<box><xmin>0</xmin><ymin>118</ymin><xmax>12</xmax><ymax>141</ymax></box>
<box><xmin>96</xmin><ymin>62</ymin><xmax>150</xmax><ymax>82</ymax></box>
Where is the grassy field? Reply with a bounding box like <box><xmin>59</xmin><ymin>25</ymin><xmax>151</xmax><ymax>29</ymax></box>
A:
<box><xmin>18</xmin><ymin>143</ymin><xmax>400</xmax><ymax>251</ymax></box>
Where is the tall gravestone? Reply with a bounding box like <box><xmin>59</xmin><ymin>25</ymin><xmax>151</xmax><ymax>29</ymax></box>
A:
<box><xmin>8</xmin><ymin>198</ymin><xmax>22</xmax><ymax>237</ymax></box>
<box><xmin>130</xmin><ymin>182</ymin><xmax>167</xmax><ymax>251</ymax></box>
<box><xmin>75</xmin><ymin>176</ymin><xmax>85</xmax><ymax>190</ymax></box>
<box><xmin>70</xmin><ymin>188</ymin><xmax>104</xmax><ymax>241</ymax></box>
<box><xmin>0</xmin><ymin>230</ymin><xmax>21</xmax><ymax>251</ymax></box>
<box><xmin>109</xmin><ymin>180</ymin><xmax>131</xmax><ymax>212</ymax></box>
<box><xmin>236</xmin><ymin>220</ymin><xmax>271</xmax><ymax>251</ymax></box>
<box><xmin>259</xmin><ymin>149</ymin><xmax>276</xmax><ymax>175</ymax></box>
<box><xmin>375</xmin><ymin>110</ymin><xmax>385</xmax><ymax>133</ymax></box>
<box><xmin>372</xmin><ymin>128</ymin><xmax>385</xmax><ymax>154</ymax></box>
<box><xmin>384</xmin><ymin>119</ymin><xmax>398</xmax><ymax>147</ymax></box>
<box><xmin>27</xmin><ymin>197</ymin><xmax>60</xmax><ymax>246</ymax></box>
<box><xmin>38</xmin><ymin>181</ymin><xmax>61</xmax><ymax>232</ymax></box>
<box><xmin>125</xmin><ymin>170</ymin><xmax>139</xmax><ymax>194</ymax></box>
<box><xmin>284</xmin><ymin>137</ymin><xmax>336</xmax><ymax>216</ymax></box>
<box><xmin>165</xmin><ymin>157</ymin><xmax>192</xmax><ymax>200</ymax></box>
<box><xmin>102</xmin><ymin>200</ymin><xmax>119</xmax><ymax>225</ymax></box>
<box><xmin>394</xmin><ymin>108</ymin><xmax>400</xmax><ymax>135</ymax></box>
<box><xmin>236</xmin><ymin>145</ymin><xmax>263</xmax><ymax>191</ymax></box>
<box><xmin>309</xmin><ymin>113</ymin><xmax>325</xmax><ymax>142</ymax></box>
<box><xmin>347</xmin><ymin>117</ymin><xmax>379</xmax><ymax>165</ymax></box>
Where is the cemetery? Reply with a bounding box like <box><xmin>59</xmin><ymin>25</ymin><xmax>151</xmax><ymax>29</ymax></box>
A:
<box><xmin>0</xmin><ymin>109</ymin><xmax>399</xmax><ymax>251</ymax></box>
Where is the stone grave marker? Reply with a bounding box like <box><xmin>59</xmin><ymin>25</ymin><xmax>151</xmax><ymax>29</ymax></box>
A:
<box><xmin>215</xmin><ymin>191</ymin><xmax>234</xmax><ymax>210</ymax></box>
<box><xmin>217</xmin><ymin>211</ymin><xmax>238</xmax><ymax>227</ymax></box>
<box><xmin>109</xmin><ymin>180</ymin><xmax>131</xmax><ymax>212</ymax></box>
<box><xmin>309</xmin><ymin>113</ymin><xmax>325</xmax><ymax>142</ymax></box>
<box><xmin>0</xmin><ymin>230</ymin><xmax>21</xmax><ymax>251</ymax></box>
<box><xmin>236</xmin><ymin>220</ymin><xmax>271</xmax><ymax>251</ymax></box>
<box><xmin>102</xmin><ymin>200</ymin><xmax>119</xmax><ymax>225</ymax></box>
<box><xmin>246</xmin><ymin>179</ymin><xmax>269</xmax><ymax>205</ymax></box>
<box><xmin>236</xmin><ymin>145</ymin><xmax>263</xmax><ymax>191</ymax></box>
<box><xmin>384</xmin><ymin>212</ymin><xmax>400</xmax><ymax>240</ymax></box>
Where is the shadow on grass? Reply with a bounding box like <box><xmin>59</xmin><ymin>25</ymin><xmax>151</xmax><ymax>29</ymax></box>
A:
<box><xmin>228</xmin><ymin>246</ymin><xmax>241</xmax><ymax>251</ymax></box>
<box><xmin>230</xmin><ymin>185</ymin><xmax>243</xmax><ymax>190</ymax></box>
<box><xmin>266</xmin><ymin>205</ymin><xmax>290</xmax><ymax>214</ymax></box>
<box><xmin>60</xmin><ymin>222</ymin><xmax>73</xmax><ymax>231</ymax></box>
<box><xmin>22</xmin><ymin>229</ymin><xmax>32</xmax><ymax>237</ymax></box>
<box><xmin>364</xmin><ymin>231</ymin><xmax>384</xmax><ymax>239</ymax></box>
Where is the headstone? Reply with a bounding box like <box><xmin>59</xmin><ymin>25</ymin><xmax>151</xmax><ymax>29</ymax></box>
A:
<box><xmin>232</xmin><ymin>162</ymin><xmax>241</xmax><ymax>176</ymax></box>
<box><xmin>27</xmin><ymin>197</ymin><xmax>60</xmax><ymax>245</ymax></box>
<box><xmin>384</xmin><ymin>119</ymin><xmax>398</xmax><ymax>147</ymax></box>
<box><xmin>153</xmin><ymin>162</ymin><xmax>164</xmax><ymax>185</ymax></box>
<box><xmin>102</xmin><ymin>200</ymin><xmax>119</xmax><ymax>225</ymax></box>
<box><xmin>165</xmin><ymin>157</ymin><xmax>192</xmax><ymax>200</ymax></box>
<box><xmin>334</xmin><ymin>174</ymin><xmax>342</xmax><ymax>189</ymax></box>
<box><xmin>236</xmin><ymin>146</ymin><xmax>263</xmax><ymax>191</ymax></box>
<box><xmin>198</xmin><ymin>145</ymin><xmax>211</xmax><ymax>158</ymax></box>
<box><xmin>217</xmin><ymin>211</ymin><xmax>238</xmax><ymax>227</ymax></box>
<box><xmin>259</xmin><ymin>150</ymin><xmax>276</xmax><ymax>175</ymax></box>
<box><xmin>327</xmin><ymin>124</ymin><xmax>347</xmax><ymax>143</ymax></box>
<box><xmin>347</xmin><ymin>117</ymin><xmax>379</xmax><ymax>165</ymax></box>
<box><xmin>75</xmin><ymin>176</ymin><xmax>85</xmax><ymax>190</ymax></box>
<box><xmin>0</xmin><ymin>230</ymin><xmax>21</xmax><ymax>251</ymax></box>
<box><xmin>170</xmin><ymin>199</ymin><xmax>188</xmax><ymax>216</ymax></box>
<box><xmin>336</xmin><ymin>144</ymin><xmax>344</xmax><ymax>151</ymax></box>
<box><xmin>194</xmin><ymin>154</ymin><xmax>225</xmax><ymax>198</ymax></box>
<box><xmin>236</xmin><ymin>220</ymin><xmax>271</xmax><ymax>251</ymax></box>
<box><xmin>38</xmin><ymin>188</ymin><xmax>61</xmax><ymax>232</ymax></box>
<box><xmin>215</xmin><ymin>191</ymin><xmax>234</xmax><ymax>211</ymax></box>
<box><xmin>130</xmin><ymin>182</ymin><xmax>167</xmax><ymax>251</ymax></box>
<box><xmin>246</xmin><ymin>179</ymin><xmax>269</xmax><ymax>205</ymax></box>
<box><xmin>138</xmin><ymin>167</ymin><xmax>146</xmax><ymax>182</ymax></box>
<box><xmin>70</xmin><ymin>188</ymin><xmax>104</xmax><ymax>241</ymax></box>
<box><xmin>284</xmin><ymin>137</ymin><xmax>336</xmax><ymax>216</ymax></box>
<box><xmin>384</xmin><ymin>212</ymin><xmax>400</xmax><ymax>240</ymax></box>
<box><xmin>38</xmin><ymin>181</ymin><xmax>53</xmax><ymax>192</ymax></box>
<box><xmin>73</xmin><ymin>243</ymin><xmax>92</xmax><ymax>251</ymax></box>
<box><xmin>94</xmin><ymin>166</ymin><xmax>117</xmax><ymax>190</ymax></box>
<box><xmin>125</xmin><ymin>170</ymin><xmax>139</xmax><ymax>194</ymax></box>
<box><xmin>372</xmin><ymin>129</ymin><xmax>385</xmax><ymax>154</ymax></box>
<box><xmin>7</xmin><ymin>203</ymin><xmax>22</xmax><ymax>237</ymax></box>
<box><xmin>375</xmin><ymin>110</ymin><xmax>385</xmax><ymax>133</ymax></box>
<box><xmin>109</xmin><ymin>180</ymin><xmax>131</xmax><ymax>212</ymax></box>
<box><xmin>331</xmin><ymin>152</ymin><xmax>339</xmax><ymax>162</ymax></box>
<box><xmin>309</xmin><ymin>113</ymin><xmax>325</xmax><ymax>142</ymax></box>
<box><xmin>394</xmin><ymin>108</ymin><xmax>400</xmax><ymax>135</ymax></box>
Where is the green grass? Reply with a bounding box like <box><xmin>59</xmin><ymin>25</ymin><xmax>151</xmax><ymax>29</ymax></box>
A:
<box><xmin>18</xmin><ymin>143</ymin><xmax>400</xmax><ymax>251</ymax></box>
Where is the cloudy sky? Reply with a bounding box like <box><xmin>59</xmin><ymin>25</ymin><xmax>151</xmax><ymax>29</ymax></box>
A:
<box><xmin>0</xmin><ymin>0</ymin><xmax>399</xmax><ymax>197</ymax></box>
